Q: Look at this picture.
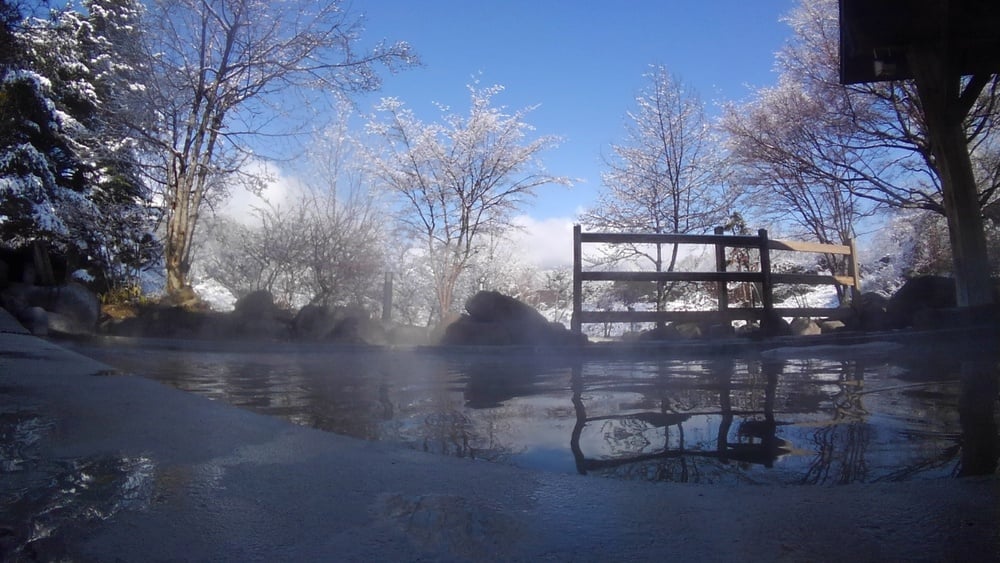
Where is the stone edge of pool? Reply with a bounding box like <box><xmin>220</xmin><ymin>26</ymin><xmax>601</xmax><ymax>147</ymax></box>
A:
<box><xmin>1</xmin><ymin>307</ymin><xmax>999</xmax><ymax>561</ymax></box>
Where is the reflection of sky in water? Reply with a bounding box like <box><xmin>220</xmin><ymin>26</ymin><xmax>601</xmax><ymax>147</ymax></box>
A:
<box><xmin>66</xmin><ymin>341</ymin><xmax>999</xmax><ymax>485</ymax></box>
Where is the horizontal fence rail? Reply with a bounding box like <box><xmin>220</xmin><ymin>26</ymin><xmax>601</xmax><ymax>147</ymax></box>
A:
<box><xmin>571</xmin><ymin>225</ymin><xmax>861</xmax><ymax>335</ymax></box>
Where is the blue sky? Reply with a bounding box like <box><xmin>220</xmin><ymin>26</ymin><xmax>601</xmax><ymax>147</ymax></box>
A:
<box><xmin>356</xmin><ymin>0</ymin><xmax>798</xmax><ymax>223</ymax></box>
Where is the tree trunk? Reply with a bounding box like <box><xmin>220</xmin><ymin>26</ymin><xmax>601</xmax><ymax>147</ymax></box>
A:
<box><xmin>909</xmin><ymin>49</ymin><xmax>994</xmax><ymax>307</ymax></box>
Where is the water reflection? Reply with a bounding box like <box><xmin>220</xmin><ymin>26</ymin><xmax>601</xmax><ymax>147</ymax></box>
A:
<box><xmin>959</xmin><ymin>360</ymin><xmax>999</xmax><ymax>476</ymax></box>
<box><xmin>66</xmin><ymin>339</ymin><xmax>1000</xmax><ymax>485</ymax></box>
<box><xmin>568</xmin><ymin>360</ymin><xmax>792</xmax><ymax>477</ymax></box>
<box><xmin>0</xmin><ymin>408</ymin><xmax>156</xmax><ymax>559</ymax></box>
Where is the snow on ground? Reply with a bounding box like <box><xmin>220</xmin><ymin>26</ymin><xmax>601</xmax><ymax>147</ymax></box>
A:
<box><xmin>539</xmin><ymin>283</ymin><xmax>844</xmax><ymax>338</ymax></box>
<box><xmin>193</xmin><ymin>277</ymin><xmax>236</xmax><ymax>311</ymax></box>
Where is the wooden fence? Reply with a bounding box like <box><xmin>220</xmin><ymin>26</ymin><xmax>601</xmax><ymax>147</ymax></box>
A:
<box><xmin>571</xmin><ymin>225</ymin><xmax>861</xmax><ymax>335</ymax></box>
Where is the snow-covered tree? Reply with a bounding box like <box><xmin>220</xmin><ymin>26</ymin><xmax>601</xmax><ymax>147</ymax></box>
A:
<box><xmin>135</xmin><ymin>0</ymin><xmax>416</xmax><ymax>298</ymax></box>
<box><xmin>366</xmin><ymin>83</ymin><xmax>570</xmax><ymax>321</ymax></box>
<box><xmin>0</xmin><ymin>0</ymin><xmax>156</xmax><ymax>290</ymax></box>
<box><xmin>582</xmin><ymin>65</ymin><xmax>732</xmax><ymax>310</ymax></box>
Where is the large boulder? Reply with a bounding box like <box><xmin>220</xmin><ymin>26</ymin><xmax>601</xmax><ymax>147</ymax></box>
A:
<box><xmin>464</xmin><ymin>290</ymin><xmax>549</xmax><ymax>325</ymax></box>
<box><xmin>789</xmin><ymin>317</ymin><xmax>821</xmax><ymax>336</ymax></box>
<box><xmin>45</xmin><ymin>282</ymin><xmax>101</xmax><ymax>335</ymax></box>
<box><xmin>326</xmin><ymin>307</ymin><xmax>387</xmax><ymax>345</ymax></box>
<box><xmin>853</xmin><ymin>291</ymin><xmax>891</xmax><ymax>331</ymax></box>
<box><xmin>0</xmin><ymin>282</ymin><xmax>99</xmax><ymax>336</ymax></box>
<box><xmin>637</xmin><ymin>322</ymin><xmax>703</xmax><ymax>341</ymax></box>
<box><xmin>228</xmin><ymin>290</ymin><xmax>290</xmax><ymax>339</ymax></box>
<box><xmin>441</xmin><ymin>291</ymin><xmax>586</xmax><ymax>347</ymax></box>
<box><xmin>292</xmin><ymin>304</ymin><xmax>336</xmax><ymax>340</ymax></box>
<box><xmin>886</xmin><ymin>276</ymin><xmax>956</xmax><ymax>329</ymax></box>
<box><xmin>292</xmin><ymin>304</ymin><xmax>390</xmax><ymax>345</ymax></box>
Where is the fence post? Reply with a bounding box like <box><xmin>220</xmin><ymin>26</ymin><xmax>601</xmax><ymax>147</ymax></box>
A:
<box><xmin>572</xmin><ymin>225</ymin><xmax>582</xmax><ymax>335</ymax></box>
<box><xmin>758</xmin><ymin>229</ymin><xmax>775</xmax><ymax>333</ymax></box>
<box><xmin>381</xmin><ymin>272</ymin><xmax>393</xmax><ymax>323</ymax></box>
<box><xmin>714</xmin><ymin>226</ymin><xmax>728</xmax><ymax>313</ymax></box>
<box><xmin>848</xmin><ymin>238</ymin><xmax>861</xmax><ymax>307</ymax></box>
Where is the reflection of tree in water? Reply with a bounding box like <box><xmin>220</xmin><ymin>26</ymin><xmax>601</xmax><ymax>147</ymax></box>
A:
<box><xmin>409</xmin><ymin>356</ymin><xmax>568</xmax><ymax>464</ymax></box>
<box><xmin>800</xmin><ymin>422</ymin><xmax>872</xmax><ymax>484</ymax></box>
<box><xmin>957</xmin><ymin>360</ymin><xmax>999</xmax><ymax>476</ymax></box>
<box><xmin>876</xmin><ymin>359</ymin><xmax>999</xmax><ymax>481</ymax></box>
<box><xmin>419</xmin><ymin>409</ymin><xmax>520</xmax><ymax>463</ymax></box>
<box><xmin>799</xmin><ymin>360</ymin><xmax>873</xmax><ymax>485</ymax></box>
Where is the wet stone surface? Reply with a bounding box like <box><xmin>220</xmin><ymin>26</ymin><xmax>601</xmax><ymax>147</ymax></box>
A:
<box><xmin>0</xmin><ymin>393</ymin><xmax>155</xmax><ymax>560</ymax></box>
<box><xmin>373</xmin><ymin>493</ymin><xmax>523</xmax><ymax>559</ymax></box>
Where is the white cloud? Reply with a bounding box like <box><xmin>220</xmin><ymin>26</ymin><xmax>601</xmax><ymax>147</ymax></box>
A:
<box><xmin>220</xmin><ymin>159</ymin><xmax>307</xmax><ymax>225</ymax></box>
<box><xmin>508</xmin><ymin>215</ymin><xmax>577</xmax><ymax>270</ymax></box>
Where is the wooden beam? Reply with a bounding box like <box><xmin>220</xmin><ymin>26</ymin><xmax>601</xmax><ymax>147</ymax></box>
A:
<box><xmin>581</xmin><ymin>271</ymin><xmax>765</xmax><ymax>283</ymax></box>
<box><xmin>579</xmin><ymin>232</ymin><xmax>762</xmax><ymax>248</ymax></box>
<box><xmin>768</xmin><ymin>239</ymin><xmax>853</xmax><ymax>255</ymax></box>
<box><xmin>576</xmin><ymin>307</ymin><xmax>855</xmax><ymax>324</ymax></box>
<box><xmin>771</xmin><ymin>273</ymin><xmax>857</xmax><ymax>286</ymax></box>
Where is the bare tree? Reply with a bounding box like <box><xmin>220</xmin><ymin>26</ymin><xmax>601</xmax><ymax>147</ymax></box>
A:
<box><xmin>582</xmin><ymin>66</ymin><xmax>732</xmax><ymax>310</ymax></box>
<box><xmin>204</xmin><ymin>186</ymin><xmax>383</xmax><ymax>308</ymax></box>
<box><xmin>365</xmin><ymin>82</ymin><xmax>570</xmax><ymax>321</ymax></box>
<box><xmin>204</xmin><ymin>116</ymin><xmax>385</xmax><ymax>309</ymax></box>
<box><xmin>138</xmin><ymin>0</ymin><xmax>415</xmax><ymax>297</ymax></box>
<box><xmin>721</xmin><ymin>77</ymin><xmax>881</xmax><ymax>304</ymax></box>
<box><xmin>760</xmin><ymin>0</ymin><xmax>999</xmax><ymax>304</ymax></box>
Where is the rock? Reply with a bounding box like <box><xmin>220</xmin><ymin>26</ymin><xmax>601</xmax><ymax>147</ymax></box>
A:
<box><xmin>430</xmin><ymin>313</ymin><xmax>462</xmax><ymax>345</ymax></box>
<box><xmin>854</xmin><ymin>292</ymin><xmax>891</xmax><ymax>331</ymax></box>
<box><xmin>674</xmin><ymin>323</ymin><xmax>703</xmax><ymax>339</ymax></box>
<box><xmin>790</xmin><ymin>317</ymin><xmax>821</xmax><ymax>336</ymax></box>
<box><xmin>887</xmin><ymin>276</ymin><xmax>956</xmax><ymax>329</ymax></box>
<box><xmin>0</xmin><ymin>282</ymin><xmax>31</xmax><ymax>314</ymax></box>
<box><xmin>233</xmin><ymin>290</ymin><xmax>278</xmax><ymax>319</ymax></box>
<box><xmin>0</xmin><ymin>282</ymin><xmax>99</xmax><ymax>335</ymax></box>
<box><xmin>229</xmin><ymin>290</ymin><xmax>290</xmax><ymax>339</ymax></box>
<box><xmin>759</xmin><ymin>314</ymin><xmax>792</xmax><ymax>337</ymax></box>
<box><xmin>293</xmin><ymin>304</ymin><xmax>335</xmax><ymax>340</ymax></box>
<box><xmin>101</xmin><ymin>305</ymin><xmax>229</xmax><ymax>339</ymax></box>
<box><xmin>637</xmin><ymin>322</ymin><xmax>703</xmax><ymax>341</ymax></box>
<box><xmin>465</xmin><ymin>291</ymin><xmax>548</xmax><ymax>325</ymax></box>
<box><xmin>327</xmin><ymin>312</ymin><xmax>387</xmax><ymax>345</ymax></box>
<box><xmin>46</xmin><ymin>282</ymin><xmax>100</xmax><ymax>335</ymax></box>
<box><xmin>440</xmin><ymin>291</ymin><xmax>586</xmax><ymax>347</ymax></box>
<box><xmin>704</xmin><ymin>323</ymin><xmax>735</xmax><ymax>339</ymax></box>
<box><xmin>442</xmin><ymin>317</ymin><xmax>513</xmax><ymax>346</ymax></box>
<box><xmin>18</xmin><ymin>306</ymin><xmax>48</xmax><ymax>336</ymax></box>
<box><xmin>819</xmin><ymin>320</ymin><xmax>846</xmax><ymax>333</ymax></box>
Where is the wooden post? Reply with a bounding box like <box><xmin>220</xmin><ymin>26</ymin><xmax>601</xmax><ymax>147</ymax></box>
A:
<box><xmin>714</xmin><ymin>227</ymin><xmax>728</xmax><ymax>314</ymax></box>
<box><xmin>572</xmin><ymin>225</ymin><xmax>583</xmax><ymax>335</ymax></box>
<box><xmin>847</xmin><ymin>238</ymin><xmax>861</xmax><ymax>307</ymax></box>
<box><xmin>381</xmin><ymin>272</ymin><xmax>393</xmax><ymax>323</ymax></box>
<box><xmin>758</xmin><ymin>229</ymin><xmax>775</xmax><ymax>333</ymax></box>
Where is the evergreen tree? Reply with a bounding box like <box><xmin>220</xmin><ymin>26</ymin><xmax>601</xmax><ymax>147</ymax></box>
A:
<box><xmin>0</xmin><ymin>1</ymin><xmax>157</xmax><ymax>290</ymax></box>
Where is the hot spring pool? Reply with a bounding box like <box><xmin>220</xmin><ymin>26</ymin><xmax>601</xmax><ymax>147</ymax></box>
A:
<box><xmin>66</xmin><ymin>337</ymin><xmax>999</xmax><ymax>485</ymax></box>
